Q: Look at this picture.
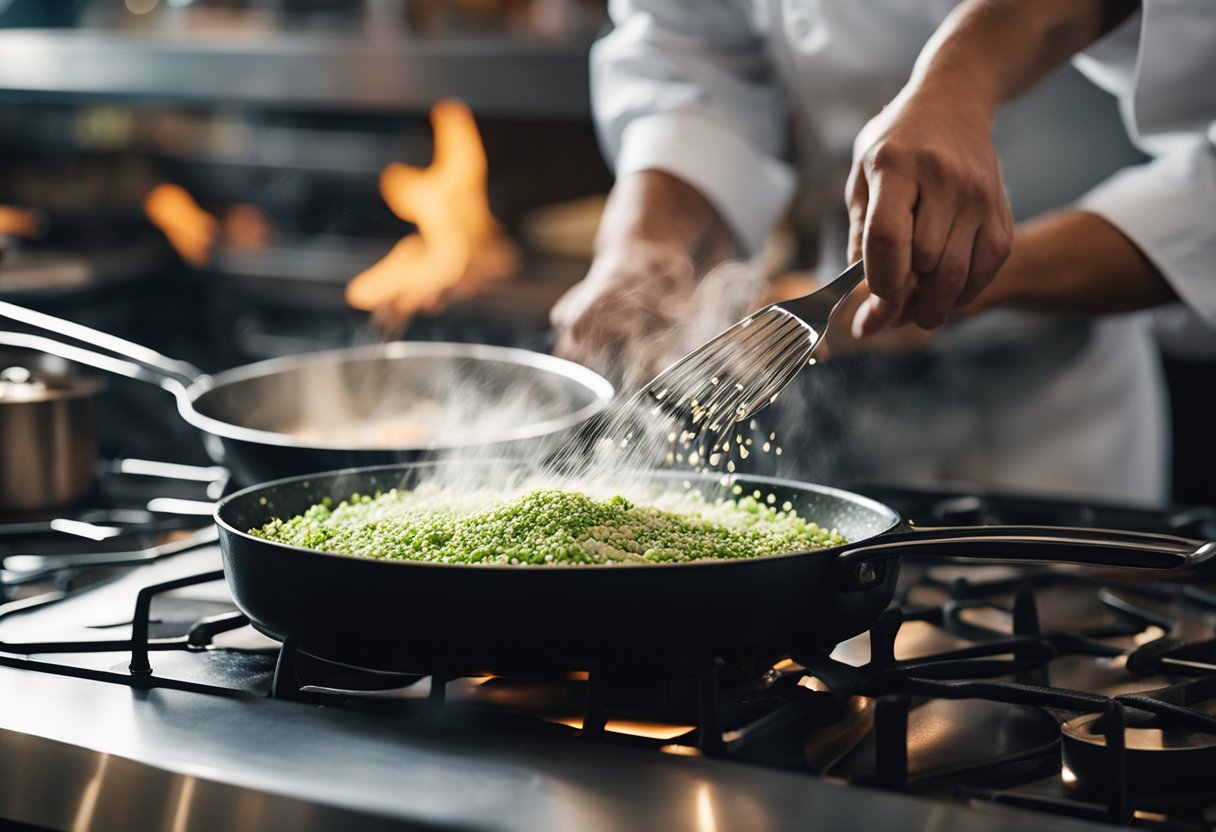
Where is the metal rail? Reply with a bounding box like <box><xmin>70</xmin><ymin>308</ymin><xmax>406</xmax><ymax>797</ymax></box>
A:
<box><xmin>0</xmin><ymin>29</ymin><xmax>593</xmax><ymax>118</ymax></box>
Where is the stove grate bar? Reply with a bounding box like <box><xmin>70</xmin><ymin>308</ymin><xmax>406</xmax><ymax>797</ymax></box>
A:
<box><xmin>0</xmin><ymin>567</ymin><xmax>256</xmax><ymax>701</ymax></box>
<box><xmin>697</xmin><ymin>657</ymin><xmax>726</xmax><ymax>756</ymax></box>
<box><xmin>187</xmin><ymin>610</ymin><xmax>250</xmax><ymax>646</ymax></box>
<box><xmin>866</xmin><ymin>676</ymin><xmax>1111</xmax><ymax>712</ymax></box>
<box><xmin>873</xmin><ymin>693</ymin><xmax>909</xmax><ymax>791</ymax></box>
<box><xmin>1117</xmin><ymin>677</ymin><xmax>1216</xmax><ymax>734</ymax></box>
<box><xmin>0</xmin><ymin>651</ymin><xmax>255</xmax><ymax>699</ymax></box>
<box><xmin>129</xmin><ymin>569</ymin><xmax>226</xmax><ymax>674</ymax></box>
<box><xmin>957</xmin><ymin>788</ymin><xmax>1114</xmax><ymax>825</ymax></box>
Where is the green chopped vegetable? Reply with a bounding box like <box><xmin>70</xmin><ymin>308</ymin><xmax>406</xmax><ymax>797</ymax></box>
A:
<box><xmin>249</xmin><ymin>486</ymin><xmax>846</xmax><ymax>566</ymax></box>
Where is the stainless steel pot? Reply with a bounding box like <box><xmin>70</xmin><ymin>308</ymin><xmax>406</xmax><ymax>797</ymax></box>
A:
<box><xmin>0</xmin><ymin>350</ymin><xmax>103</xmax><ymax>512</ymax></box>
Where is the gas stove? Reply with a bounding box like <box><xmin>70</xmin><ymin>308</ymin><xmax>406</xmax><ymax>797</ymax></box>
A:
<box><xmin>2</xmin><ymin>479</ymin><xmax>1216</xmax><ymax>831</ymax></box>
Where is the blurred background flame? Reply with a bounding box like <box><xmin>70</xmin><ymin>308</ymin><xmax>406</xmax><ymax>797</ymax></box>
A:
<box><xmin>346</xmin><ymin>99</ymin><xmax>519</xmax><ymax>333</ymax></box>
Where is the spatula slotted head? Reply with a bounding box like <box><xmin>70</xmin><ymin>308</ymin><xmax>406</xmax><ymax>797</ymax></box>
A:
<box><xmin>641</xmin><ymin>305</ymin><xmax>818</xmax><ymax>431</ymax></box>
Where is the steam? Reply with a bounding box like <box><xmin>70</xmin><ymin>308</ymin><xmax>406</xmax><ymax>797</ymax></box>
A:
<box><xmin>277</xmin><ymin>349</ymin><xmax>578</xmax><ymax>451</ymax></box>
<box><xmin>593</xmin><ymin>260</ymin><xmax>771</xmax><ymax>392</ymax></box>
<box><xmin>261</xmin><ymin>257</ymin><xmax>819</xmax><ymax>508</ymax></box>
<box><xmin>272</xmin><ymin>253</ymin><xmax>1100</xmax><ymax>510</ymax></box>
<box><xmin>408</xmin><ymin>259</ymin><xmax>797</xmax><ymax>502</ymax></box>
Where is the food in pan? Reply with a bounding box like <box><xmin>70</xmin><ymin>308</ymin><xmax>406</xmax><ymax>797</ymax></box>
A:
<box><xmin>249</xmin><ymin>486</ymin><xmax>847</xmax><ymax>565</ymax></box>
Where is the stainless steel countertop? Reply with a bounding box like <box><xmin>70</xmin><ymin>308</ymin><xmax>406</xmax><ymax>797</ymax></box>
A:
<box><xmin>0</xmin><ymin>662</ymin><xmax>1123</xmax><ymax>832</ymax></box>
<box><xmin>0</xmin><ymin>29</ymin><xmax>591</xmax><ymax>117</ymax></box>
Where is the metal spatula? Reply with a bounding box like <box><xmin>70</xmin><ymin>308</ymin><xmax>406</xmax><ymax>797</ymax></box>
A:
<box><xmin>641</xmin><ymin>260</ymin><xmax>866</xmax><ymax>434</ymax></box>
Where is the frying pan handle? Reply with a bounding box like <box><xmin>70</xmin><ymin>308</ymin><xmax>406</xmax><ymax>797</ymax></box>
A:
<box><xmin>833</xmin><ymin>525</ymin><xmax>1216</xmax><ymax>591</ymax></box>
<box><xmin>0</xmin><ymin>299</ymin><xmax>200</xmax><ymax>387</ymax></box>
<box><xmin>0</xmin><ymin>330</ymin><xmax>193</xmax><ymax>399</ymax></box>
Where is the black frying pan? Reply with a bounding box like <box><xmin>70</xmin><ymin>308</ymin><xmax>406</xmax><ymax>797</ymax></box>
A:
<box><xmin>215</xmin><ymin>462</ymin><xmax>1215</xmax><ymax>674</ymax></box>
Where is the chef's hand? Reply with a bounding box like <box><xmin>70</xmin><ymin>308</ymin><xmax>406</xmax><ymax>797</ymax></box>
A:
<box><xmin>844</xmin><ymin>0</ymin><xmax>1141</xmax><ymax>338</ymax></box>
<box><xmin>551</xmin><ymin>170</ymin><xmax>739</xmax><ymax>389</ymax></box>
<box><xmin>847</xmin><ymin>87</ymin><xmax>1013</xmax><ymax>337</ymax></box>
<box><xmin>551</xmin><ymin>240</ymin><xmax>698</xmax><ymax>388</ymax></box>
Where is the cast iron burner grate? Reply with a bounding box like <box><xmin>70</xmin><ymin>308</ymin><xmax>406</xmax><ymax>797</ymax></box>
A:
<box><xmin>806</xmin><ymin>563</ymin><xmax>1216</xmax><ymax>828</ymax></box>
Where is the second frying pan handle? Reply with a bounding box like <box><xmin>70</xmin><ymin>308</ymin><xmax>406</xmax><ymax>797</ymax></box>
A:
<box><xmin>833</xmin><ymin>525</ymin><xmax>1216</xmax><ymax>590</ymax></box>
<box><xmin>0</xmin><ymin>299</ymin><xmax>199</xmax><ymax>386</ymax></box>
<box><xmin>0</xmin><ymin>331</ymin><xmax>194</xmax><ymax>400</ymax></box>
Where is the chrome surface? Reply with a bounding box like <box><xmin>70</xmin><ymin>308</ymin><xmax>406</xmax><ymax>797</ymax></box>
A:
<box><xmin>0</xmin><ymin>660</ymin><xmax>1121</xmax><ymax>832</ymax></box>
<box><xmin>0</xmin><ymin>30</ymin><xmax>592</xmax><ymax>119</ymax></box>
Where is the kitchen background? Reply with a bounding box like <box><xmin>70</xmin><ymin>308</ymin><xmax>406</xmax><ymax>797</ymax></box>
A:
<box><xmin>4</xmin><ymin>4</ymin><xmax>1216</xmax><ymax>832</ymax></box>
<box><xmin>0</xmin><ymin>0</ymin><xmax>614</xmax><ymax>475</ymax></box>
<box><xmin>1</xmin><ymin>0</ymin><xmax>1211</xmax><ymax>505</ymax></box>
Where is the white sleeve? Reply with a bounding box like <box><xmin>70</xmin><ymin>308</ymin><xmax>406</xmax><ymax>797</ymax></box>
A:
<box><xmin>1078</xmin><ymin>137</ymin><xmax>1216</xmax><ymax>324</ymax></box>
<box><xmin>591</xmin><ymin>0</ymin><xmax>795</xmax><ymax>257</ymax></box>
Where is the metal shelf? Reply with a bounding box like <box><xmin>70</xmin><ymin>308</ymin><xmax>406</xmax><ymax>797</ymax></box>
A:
<box><xmin>0</xmin><ymin>29</ymin><xmax>592</xmax><ymax>118</ymax></box>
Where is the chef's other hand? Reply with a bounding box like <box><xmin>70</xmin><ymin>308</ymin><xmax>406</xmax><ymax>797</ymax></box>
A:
<box><xmin>846</xmin><ymin>89</ymin><xmax>1013</xmax><ymax>337</ymax></box>
<box><xmin>551</xmin><ymin>240</ymin><xmax>697</xmax><ymax>389</ymax></box>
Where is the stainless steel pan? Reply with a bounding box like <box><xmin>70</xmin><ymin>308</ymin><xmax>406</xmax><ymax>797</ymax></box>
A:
<box><xmin>0</xmin><ymin>302</ymin><xmax>613</xmax><ymax>485</ymax></box>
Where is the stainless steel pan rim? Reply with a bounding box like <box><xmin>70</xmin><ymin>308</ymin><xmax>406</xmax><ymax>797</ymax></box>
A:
<box><xmin>180</xmin><ymin>341</ymin><xmax>615</xmax><ymax>452</ymax></box>
<box><xmin>0</xmin><ymin>300</ymin><xmax>615</xmax><ymax>459</ymax></box>
<box><xmin>213</xmin><ymin>462</ymin><xmax>902</xmax><ymax>573</ymax></box>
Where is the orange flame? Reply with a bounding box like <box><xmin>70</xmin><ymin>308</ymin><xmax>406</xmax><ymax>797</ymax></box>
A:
<box><xmin>144</xmin><ymin>183</ymin><xmax>218</xmax><ymax>267</ymax></box>
<box><xmin>548</xmin><ymin>717</ymin><xmax>695</xmax><ymax>741</ymax></box>
<box><xmin>0</xmin><ymin>205</ymin><xmax>43</xmax><ymax>239</ymax></box>
<box><xmin>346</xmin><ymin>100</ymin><xmax>518</xmax><ymax>327</ymax></box>
<box><xmin>223</xmin><ymin>203</ymin><xmax>273</xmax><ymax>250</ymax></box>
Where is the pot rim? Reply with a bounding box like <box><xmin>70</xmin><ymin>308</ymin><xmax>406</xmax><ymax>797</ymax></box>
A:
<box><xmin>0</xmin><ymin>371</ymin><xmax>104</xmax><ymax>405</ymax></box>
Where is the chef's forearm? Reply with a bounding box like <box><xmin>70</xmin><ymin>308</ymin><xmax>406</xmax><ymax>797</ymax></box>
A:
<box><xmin>594</xmin><ymin>170</ymin><xmax>737</xmax><ymax>266</ymax></box>
<box><xmin>907</xmin><ymin>0</ymin><xmax>1137</xmax><ymax>112</ymax></box>
<box><xmin>965</xmin><ymin>210</ymin><xmax>1177</xmax><ymax>317</ymax></box>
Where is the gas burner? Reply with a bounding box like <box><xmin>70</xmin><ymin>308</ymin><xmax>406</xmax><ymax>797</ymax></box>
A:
<box><xmin>269</xmin><ymin>643</ymin><xmax>860</xmax><ymax>768</ymax></box>
<box><xmin>1061</xmin><ymin>710</ymin><xmax>1216</xmax><ymax>803</ymax></box>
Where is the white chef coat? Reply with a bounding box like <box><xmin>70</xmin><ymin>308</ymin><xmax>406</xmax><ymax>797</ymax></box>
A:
<box><xmin>591</xmin><ymin>0</ymin><xmax>1170</xmax><ymax>503</ymax></box>
<box><xmin>1072</xmin><ymin>2</ymin><xmax>1216</xmax><ymax>356</ymax></box>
